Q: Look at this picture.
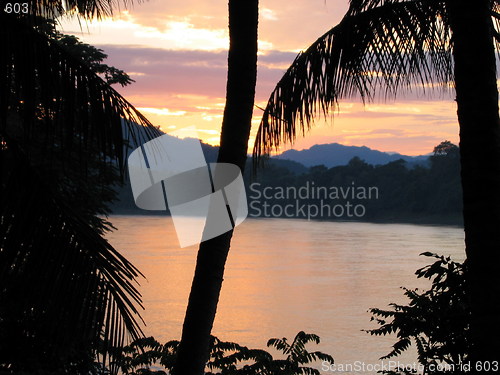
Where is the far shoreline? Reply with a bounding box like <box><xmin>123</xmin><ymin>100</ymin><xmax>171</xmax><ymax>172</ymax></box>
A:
<box><xmin>107</xmin><ymin>209</ymin><xmax>463</xmax><ymax>228</ymax></box>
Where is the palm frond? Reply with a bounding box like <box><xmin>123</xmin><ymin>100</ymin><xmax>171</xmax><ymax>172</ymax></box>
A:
<box><xmin>0</xmin><ymin>143</ymin><xmax>144</xmax><ymax>373</ymax></box>
<box><xmin>491</xmin><ymin>0</ymin><xmax>500</xmax><ymax>50</ymax></box>
<box><xmin>0</xmin><ymin>13</ymin><xmax>162</xmax><ymax>176</ymax></box>
<box><xmin>0</xmin><ymin>8</ymin><xmax>161</xmax><ymax>373</ymax></box>
<box><xmin>0</xmin><ymin>0</ymin><xmax>137</xmax><ymax>21</ymax></box>
<box><xmin>253</xmin><ymin>0</ymin><xmax>453</xmax><ymax>161</ymax></box>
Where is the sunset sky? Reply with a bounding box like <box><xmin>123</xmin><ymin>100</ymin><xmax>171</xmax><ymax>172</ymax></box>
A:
<box><xmin>58</xmin><ymin>0</ymin><xmax>459</xmax><ymax>155</ymax></box>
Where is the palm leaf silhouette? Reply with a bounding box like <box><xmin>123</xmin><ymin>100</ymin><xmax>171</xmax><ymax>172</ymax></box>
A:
<box><xmin>253</xmin><ymin>0</ymin><xmax>500</xmax><ymax>160</ymax></box>
<box><xmin>253</xmin><ymin>0</ymin><xmax>459</xmax><ymax>160</ymax></box>
<box><xmin>253</xmin><ymin>1</ymin><xmax>500</xmax><ymax>363</ymax></box>
<box><xmin>0</xmin><ymin>3</ymin><xmax>161</xmax><ymax>372</ymax></box>
<box><xmin>1</xmin><ymin>12</ymin><xmax>161</xmax><ymax>174</ymax></box>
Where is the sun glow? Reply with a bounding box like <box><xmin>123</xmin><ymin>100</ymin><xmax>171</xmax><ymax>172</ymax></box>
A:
<box><xmin>58</xmin><ymin>11</ymin><xmax>229</xmax><ymax>51</ymax></box>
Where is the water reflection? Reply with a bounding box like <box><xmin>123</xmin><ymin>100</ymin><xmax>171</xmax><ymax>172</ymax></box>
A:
<box><xmin>106</xmin><ymin>216</ymin><xmax>465</xmax><ymax>368</ymax></box>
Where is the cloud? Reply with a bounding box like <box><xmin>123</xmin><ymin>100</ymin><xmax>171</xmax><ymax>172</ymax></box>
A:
<box><xmin>60</xmin><ymin>13</ymin><xmax>230</xmax><ymax>51</ymax></box>
<box><xmin>261</xmin><ymin>8</ymin><xmax>278</xmax><ymax>21</ymax></box>
<box><xmin>50</xmin><ymin>0</ymin><xmax>468</xmax><ymax>155</ymax></box>
<box><xmin>95</xmin><ymin>45</ymin><xmax>292</xmax><ymax>109</ymax></box>
<box><xmin>59</xmin><ymin>30</ymin><xmax>456</xmax><ymax>155</ymax></box>
<box><xmin>59</xmin><ymin>9</ymin><xmax>275</xmax><ymax>52</ymax></box>
<box><xmin>58</xmin><ymin>0</ymin><xmax>349</xmax><ymax>52</ymax></box>
<box><xmin>133</xmin><ymin>20</ymin><xmax>230</xmax><ymax>51</ymax></box>
<box><xmin>339</xmin><ymin>110</ymin><xmax>455</xmax><ymax>124</ymax></box>
<box><xmin>138</xmin><ymin>107</ymin><xmax>186</xmax><ymax>116</ymax></box>
<box><xmin>99</xmin><ymin>46</ymin><xmax>228</xmax><ymax>100</ymax></box>
<box><xmin>95</xmin><ymin>45</ymin><xmax>459</xmax><ymax>154</ymax></box>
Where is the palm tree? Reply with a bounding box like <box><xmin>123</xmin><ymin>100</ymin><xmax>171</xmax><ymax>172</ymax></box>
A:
<box><xmin>253</xmin><ymin>0</ymin><xmax>500</xmax><ymax>368</ymax></box>
<box><xmin>0</xmin><ymin>1</ymin><xmax>160</xmax><ymax>372</ymax></box>
<box><xmin>173</xmin><ymin>1</ymin><xmax>259</xmax><ymax>374</ymax></box>
<box><xmin>266</xmin><ymin>331</ymin><xmax>334</xmax><ymax>375</ymax></box>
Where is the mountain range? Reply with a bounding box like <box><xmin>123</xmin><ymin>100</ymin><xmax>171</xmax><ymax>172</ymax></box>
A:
<box><xmin>111</xmin><ymin>134</ymin><xmax>439</xmax><ymax>215</ymax></box>
<box><xmin>124</xmin><ymin>121</ymin><xmax>430</xmax><ymax>169</ymax></box>
<box><xmin>273</xmin><ymin>143</ymin><xmax>430</xmax><ymax>168</ymax></box>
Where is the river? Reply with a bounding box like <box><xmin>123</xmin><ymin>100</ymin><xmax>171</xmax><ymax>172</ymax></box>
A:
<box><xmin>106</xmin><ymin>216</ymin><xmax>465</xmax><ymax>372</ymax></box>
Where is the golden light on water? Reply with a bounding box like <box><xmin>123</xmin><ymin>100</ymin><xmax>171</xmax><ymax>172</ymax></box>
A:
<box><xmin>107</xmin><ymin>216</ymin><xmax>465</xmax><ymax>364</ymax></box>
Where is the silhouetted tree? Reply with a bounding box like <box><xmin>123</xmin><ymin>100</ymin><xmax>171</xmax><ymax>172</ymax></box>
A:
<box><xmin>252</xmin><ymin>0</ymin><xmax>500</xmax><ymax>367</ymax></box>
<box><xmin>367</xmin><ymin>253</ymin><xmax>469</xmax><ymax>375</ymax></box>
<box><xmin>173</xmin><ymin>1</ymin><xmax>259</xmax><ymax>374</ymax></box>
<box><xmin>0</xmin><ymin>3</ymin><xmax>159</xmax><ymax>372</ymax></box>
<box><xmin>433</xmin><ymin>140</ymin><xmax>459</xmax><ymax>157</ymax></box>
<box><xmin>110</xmin><ymin>331</ymin><xmax>333</xmax><ymax>375</ymax></box>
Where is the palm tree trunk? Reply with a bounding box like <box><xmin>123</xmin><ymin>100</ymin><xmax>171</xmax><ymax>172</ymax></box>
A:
<box><xmin>448</xmin><ymin>0</ymin><xmax>500</xmax><ymax>368</ymax></box>
<box><xmin>172</xmin><ymin>1</ymin><xmax>258</xmax><ymax>374</ymax></box>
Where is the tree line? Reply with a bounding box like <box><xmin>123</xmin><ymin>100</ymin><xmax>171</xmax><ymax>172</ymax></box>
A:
<box><xmin>245</xmin><ymin>141</ymin><xmax>462</xmax><ymax>224</ymax></box>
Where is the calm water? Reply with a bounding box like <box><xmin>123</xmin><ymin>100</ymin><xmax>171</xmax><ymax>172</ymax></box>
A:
<box><xmin>106</xmin><ymin>216</ymin><xmax>465</xmax><ymax>372</ymax></box>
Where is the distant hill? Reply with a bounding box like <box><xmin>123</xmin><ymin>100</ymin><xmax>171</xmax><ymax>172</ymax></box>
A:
<box><xmin>200</xmin><ymin>141</ymin><xmax>309</xmax><ymax>174</ymax></box>
<box><xmin>123</xmin><ymin>121</ymin><xmax>428</xmax><ymax>170</ymax></box>
<box><xmin>112</xmin><ymin>136</ymin><xmax>309</xmax><ymax>214</ymax></box>
<box><xmin>109</xmin><ymin>132</ymin><xmax>462</xmax><ymax>224</ymax></box>
<box><xmin>274</xmin><ymin>143</ymin><xmax>429</xmax><ymax>168</ymax></box>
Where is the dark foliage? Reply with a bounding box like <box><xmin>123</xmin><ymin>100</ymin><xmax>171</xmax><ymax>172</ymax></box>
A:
<box><xmin>366</xmin><ymin>253</ymin><xmax>469</xmax><ymax>374</ymax></box>
<box><xmin>0</xmin><ymin>7</ymin><xmax>160</xmax><ymax>374</ymax></box>
<box><xmin>252</xmin><ymin>0</ymin><xmax>500</xmax><ymax>160</ymax></box>
<box><xmin>109</xmin><ymin>332</ymin><xmax>333</xmax><ymax>375</ymax></box>
<box><xmin>246</xmin><ymin>141</ymin><xmax>462</xmax><ymax>223</ymax></box>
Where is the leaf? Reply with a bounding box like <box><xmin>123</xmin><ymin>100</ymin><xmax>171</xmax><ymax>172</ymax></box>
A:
<box><xmin>0</xmin><ymin>13</ymin><xmax>162</xmax><ymax>178</ymax></box>
<box><xmin>0</xmin><ymin>143</ymin><xmax>144</xmax><ymax>372</ymax></box>
<box><xmin>253</xmin><ymin>0</ymin><xmax>453</xmax><ymax>163</ymax></box>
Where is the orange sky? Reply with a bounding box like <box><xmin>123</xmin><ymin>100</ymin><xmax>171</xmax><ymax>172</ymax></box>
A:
<box><xmin>58</xmin><ymin>0</ymin><xmax>460</xmax><ymax>156</ymax></box>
